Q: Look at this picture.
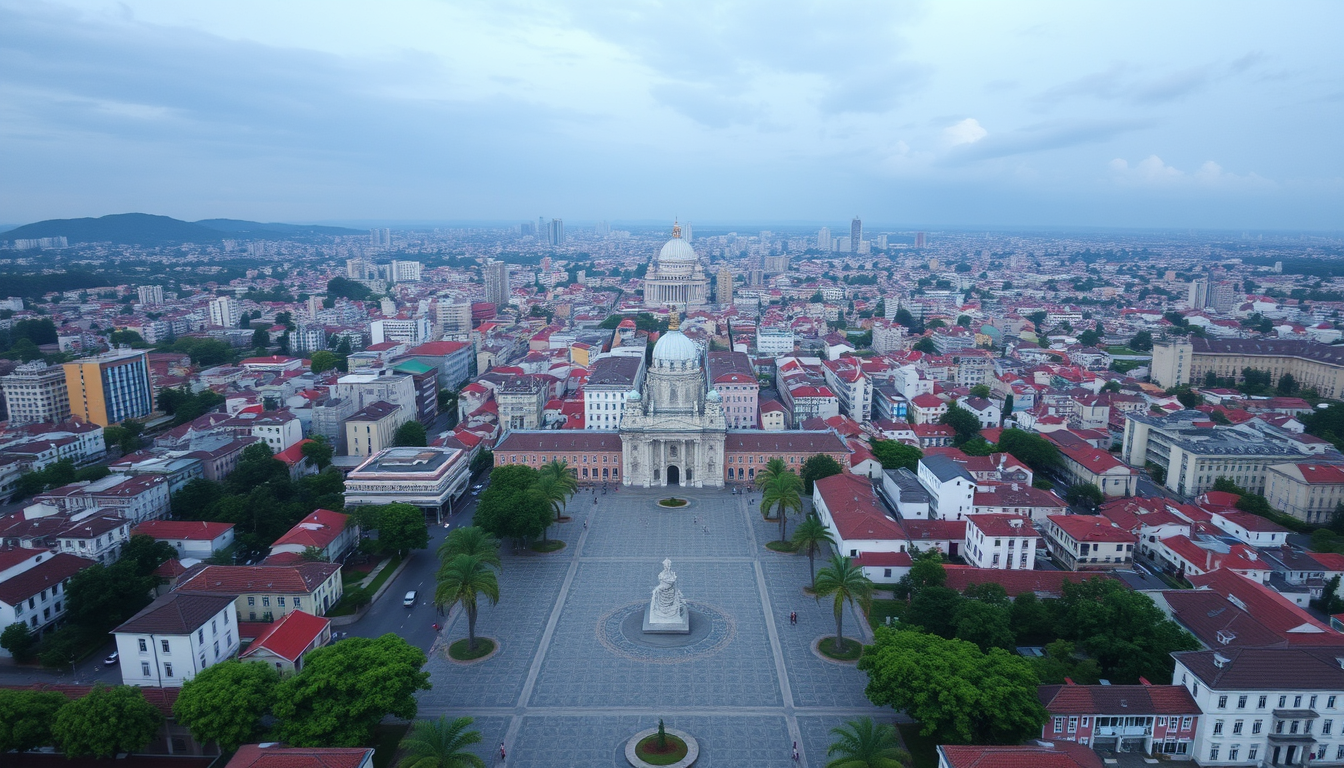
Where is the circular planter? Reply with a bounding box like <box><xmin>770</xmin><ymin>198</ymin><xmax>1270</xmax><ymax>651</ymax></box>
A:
<box><xmin>625</xmin><ymin>727</ymin><xmax>699</xmax><ymax>768</ymax></box>
<box><xmin>811</xmin><ymin>635</ymin><xmax>863</xmax><ymax>664</ymax></box>
<box><xmin>764</xmin><ymin>540</ymin><xmax>799</xmax><ymax>554</ymax></box>
<box><xmin>445</xmin><ymin>636</ymin><xmax>499</xmax><ymax>664</ymax></box>
<box><xmin>657</xmin><ymin>497</ymin><xmax>691</xmax><ymax>509</ymax></box>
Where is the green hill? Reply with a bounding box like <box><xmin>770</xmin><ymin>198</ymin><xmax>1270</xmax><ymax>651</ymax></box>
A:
<box><xmin>3</xmin><ymin>213</ymin><xmax>362</xmax><ymax>246</ymax></box>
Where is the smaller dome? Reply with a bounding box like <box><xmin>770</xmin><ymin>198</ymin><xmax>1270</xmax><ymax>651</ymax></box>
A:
<box><xmin>707</xmin><ymin>389</ymin><xmax>721</xmax><ymax>402</ymax></box>
<box><xmin>653</xmin><ymin>330</ymin><xmax>699</xmax><ymax>364</ymax></box>
<box><xmin>628</xmin><ymin>390</ymin><xmax>642</xmax><ymax>401</ymax></box>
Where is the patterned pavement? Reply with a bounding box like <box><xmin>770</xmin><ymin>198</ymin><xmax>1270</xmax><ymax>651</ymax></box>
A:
<box><xmin>418</xmin><ymin>485</ymin><xmax>897</xmax><ymax>767</ymax></box>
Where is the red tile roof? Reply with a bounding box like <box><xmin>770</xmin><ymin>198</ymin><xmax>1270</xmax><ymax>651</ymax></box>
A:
<box><xmin>1185</xmin><ymin>569</ymin><xmax>1344</xmax><ymax>644</ymax></box>
<box><xmin>176</xmin><ymin>562</ymin><xmax>340</xmax><ymax>595</ymax></box>
<box><xmin>1046</xmin><ymin>514</ymin><xmax>1136</xmax><ymax>543</ymax></box>
<box><xmin>240</xmin><ymin>609</ymin><xmax>330</xmax><ymax>663</ymax></box>
<box><xmin>814</xmin><ymin>474</ymin><xmax>906</xmax><ymax>542</ymax></box>
<box><xmin>134</xmin><ymin>520</ymin><xmax>234</xmax><ymax>541</ymax></box>
<box><xmin>225</xmin><ymin>744</ymin><xmax>373</xmax><ymax>768</ymax></box>
<box><xmin>853</xmin><ymin>551</ymin><xmax>913</xmax><ymax>567</ymax></box>
<box><xmin>0</xmin><ymin>553</ymin><xmax>92</xmax><ymax>605</ymax></box>
<box><xmin>1038</xmin><ymin>683</ymin><xmax>1199</xmax><ymax>715</ymax></box>
<box><xmin>271</xmin><ymin>509</ymin><xmax>350</xmax><ymax>551</ymax></box>
<box><xmin>406</xmin><ymin>341</ymin><xmax>469</xmax><ymax>356</ymax></box>
<box><xmin>939</xmin><ymin>741</ymin><xmax>1103</xmax><ymax>768</ymax></box>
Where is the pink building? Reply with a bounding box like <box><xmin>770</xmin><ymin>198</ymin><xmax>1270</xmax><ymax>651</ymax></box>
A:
<box><xmin>1039</xmin><ymin>682</ymin><xmax>1201</xmax><ymax>757</ymax></box>
<box><xmin>708</xmin><ymin>351</ymin><xmax>759</xmax><ymax>429</ymax></box>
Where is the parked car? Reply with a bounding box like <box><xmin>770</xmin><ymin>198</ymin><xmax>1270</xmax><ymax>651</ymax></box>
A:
<box><xmin>103</xmin><ymin>652</ymin><xmax>119</xmax><ymax>666</ymax></box>
<box><xmin>403</xmin><ymin>590</ymin><xmax>417</xmax><ymax>607</ymax></box>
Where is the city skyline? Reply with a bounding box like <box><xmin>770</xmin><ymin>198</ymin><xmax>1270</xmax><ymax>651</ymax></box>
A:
<box><xmin>2</xmin><ymin>1</ymin><xmax>1341</xmax><ymax>230</ymax></box>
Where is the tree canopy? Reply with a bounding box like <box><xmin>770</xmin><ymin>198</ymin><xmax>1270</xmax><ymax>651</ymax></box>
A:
<box><xmin>375</xmin><ymin>502</ymin><xmax>430</xmax><ymax>557</ymax></box>
<box><xmin>870</xmin><ymin>440</ymin><xmax>922</xmax><ymax>471</ymax></box>
<box><xmin>394</xmin><ymin>420</ymin><xmax>428</xmax><ymax>447</ymax></box>
<box><xmin>0</xmin><ymin>689</ymin><xmax>67</xmax><ymax>752</ymax></box>
<box><xmin>996</xmin><ymin>429</ymin><xmax>1061</xmax><ymax>472</ymax></box>
<box><xmin>800</xmin><ymin>454</ymin><xmax>843</xmax><ymax>493</ymax></box>
<box><xmin>174</xmin><ymin>660</ymin><xmax>280</xmax><ymax>751</ymax></box>
<box><xmin>940</xmin><ymin>402</ymin><xmax>981</xmax><ymax>446</ymax></box>
<box><xmin>52</xmin><ymin>684</ymin><xmax>163</xmax><ymax>758</ymax></box>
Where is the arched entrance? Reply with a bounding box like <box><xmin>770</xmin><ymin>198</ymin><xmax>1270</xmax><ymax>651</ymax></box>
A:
<box><xmin>666</xmin><ymin>465</ymin><xmax>680</xmax><ymax>486</ymax></box>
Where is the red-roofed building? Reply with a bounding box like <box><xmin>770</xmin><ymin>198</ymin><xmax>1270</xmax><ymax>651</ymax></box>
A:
<box><xmin>964</xmin><ymin>514</ymin><xmax>1040</xmax><ymax>570</ymax></box>
<box><xmin>1045</xmin><ymin>433</ymin><xmax>1138</xmax><ymax>497</ymax></box>
<box><xmin>937</xmin><ymin>740</ymin><xmax>1103</xmax><ymax>768</ymax></box>
<box><xmin>134</xmin><ymin>520</ymin><xmax>236</xmax><ymax>560</ymax></box>
<box><xmin>269</xmin><ymin>509</ymin><xmax>356</xmax><ymax>563</ymax></box>
<box><xmin>1265</xmin><ymin>461</ymin><xmax>1344</xmax><ymax>525</ymax></box>
<box><xmin>272</xmin><ymin>439</ymin><xmax>320</xmax><ymax>480</ymax></box>
<box><xmin>0</xmin><ymin>552</ymin><xmax>92</xmax><ymax>650</ymax></box>
<box><xmin>239</xmin><ymin>609</ymin><xmax>331</xmax><ymax>674</ymax></box>
<box><xmin>902</xmin><ymin>519</ymin><xmax>967</xmax><ymax>556</ymax></box>
<box><xmin>812</xmin><ymin>474</ymin><xmax>908</xmax><ymax>583</ymax></box>
<box><xmin>1038</xmin><ymin>682</ymin><xmax>1200</xmax><ymax>755</ymax></box>
<box><xmin>1042</xmin><ymin>514</ymin><xmax>1137</xmax><ymax>571</ymax></box>
<box><xmin>225</xmin><ymin>744</ymin><xmax>373</xmax><ymax>768</ymax></box>
<box><xmin>176</xmin><ymin>562</ymin><xmax>343</xmax><ymax>621</ymax></box>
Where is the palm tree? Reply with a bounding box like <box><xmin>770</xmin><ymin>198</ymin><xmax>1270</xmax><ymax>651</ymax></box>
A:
<box><xmin>398</xmin><ymin>715</ymin><xmax>486</xmax><ymax>768</ymax></box>
<box><xmin>756</xmin><ymin>457</ymin><xmax>789</xmax><ymax>489</ymax></box>
<box><xmin>534</xmin><ymin>474</ymin><xmax>567</xmax><ymax>543</ymax></box>
<box><xmin>792</xmin><ymin>515</ymin><xmax>836</xmax><ymax>589</ymax></box>
<box><xmin>434</xmin><ymin>554</ymin><xmax>500</xmax><ymax>652</ymax></box>
<box><xmin>759</xmin><ymin>470</ymin><xmax>804</xmax><ymax>542</ymax></box>
<box><xmin>438</xmin><ymin>526</ymin><xmax>501</xmax><ymax>570</ymax></box>
<box><xmin>539</xmin><ymin>459</ymin><xmax>578</xmax><ymax>520</ymax></box>
<box><xmin>825</xmin><ymin>717</ymin><xmax>910</xmax><ymax>768</ymax></box>
<box><xmin>813</xmin><ymin>553</ymin><xmax>874</xmax><ymax>654</ymax></box>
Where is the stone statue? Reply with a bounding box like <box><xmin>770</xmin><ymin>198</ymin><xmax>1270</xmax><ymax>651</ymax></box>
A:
<box><xmin>643</xmin><ymin>557</ymin><xmax>690</xmax><ymax>633</ymax></box>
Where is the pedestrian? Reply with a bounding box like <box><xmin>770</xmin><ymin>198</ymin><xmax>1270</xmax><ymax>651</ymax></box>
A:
<box><xmin>792</xmin><ymin>742</ymin><xmax>799</xmax><ymax>761</ymax></box>
<box><xmin>790</xmin><ymin>611</ymin><xmax>796</xmax><ymax>625</ymax></box>
<box><xmin>583</xmin><ymin>520</ymin><xmax>588</xmax><ymax>529</ymax></box>
<box><xmin>500</xmin><ymin>742</ymin><xmax>506</xmax><ymax>761</ymax></box>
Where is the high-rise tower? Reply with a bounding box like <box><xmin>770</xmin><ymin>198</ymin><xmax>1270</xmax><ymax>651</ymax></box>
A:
<box><xmin>850</xmin><ymin>216</ymin><xmax>862</xmax><ymax>252</ymax></box>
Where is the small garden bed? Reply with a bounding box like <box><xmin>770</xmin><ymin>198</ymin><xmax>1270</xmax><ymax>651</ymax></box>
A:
<box><xmin>635</xmin><ymin>733</ymin><xmax>689</xmax><ymax>766</ymax></box>
<box><xmin>530</xmin><ymin>539</ymin><xmax>566</xmax><ymax>553</ymax></box>
<box><xmin>657</xmin><ymin>497</ymin><xmax>688</xmax><ymax>508</ymax></box>
<box><xmin>765</xmin><ymin>540</ymin><xmax>799</xmax><ymax>553</ymax></box>
<box><xmin>815</xmin><ymin>636</ymin><xmax>864</xmax><ymax>661</ymax></box>
<box><xmin>447</xmin><ymin>637</ymin><xmax>496</xmax><ymax>661</ymax></box>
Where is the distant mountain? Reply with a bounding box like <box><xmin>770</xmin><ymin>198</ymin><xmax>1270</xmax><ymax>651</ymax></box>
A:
<box><xmin>2</xmin><ymin>212</ymin><xmax>361</xmax><ymax>246</ymax></box>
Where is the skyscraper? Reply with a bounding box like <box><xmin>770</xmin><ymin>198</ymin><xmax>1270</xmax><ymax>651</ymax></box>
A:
<box><xmin>851</xmin><ymin>216</ymin><xmax>862</xmax><ymax>252</ymax></box>
<box><xmin>915</xmin><ymin>232</ymin><xmax>926</xmax><ymax>248</ymax></box>
<box><xmin>63</xmin><ymin>349</ymin><xmax>154</xmax><ymax>426</ymax></box>
<box><xmin>485</xmin><ymin>260</ymin><xmax>511</xmax><ymax>307</ymax></box>
<box><xmin>817</xmin><ymin>227</ymin><xmax>831</xmax><ymax>250</ymax></box>
<box><xmin>369</xmin><ymin>228</ymin><xmax>391</xmax><ymax>247</ymax></box>
<box><xmin>716</xmin><ymin>267</ymin><xmax>733</xmax><ymax>305</ymax></box>
<box><xmin>682</xmin><ymin>222</ymin><xmax>693</xmax><ymax>242</ymax></box>
<box><xmin>1188</xmin><ymin>279</ymin><xmax>1210</xmax><ymax>308</ymax></box>
<box><xmin>208</xmin><ymin>296</ymin><xmax>240</xmax><ymax>327</ymax></box>
<box><xmin>137</xmin><ymin>285</ymin><xmax>163</xmax><ymax>306</ymax></box>
<box><xmin>547</xmin><ymin>219</ymin><xmax>565</xmax><ymax>246</ymax></box>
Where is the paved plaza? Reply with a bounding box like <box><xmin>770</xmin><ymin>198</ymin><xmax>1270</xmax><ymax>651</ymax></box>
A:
<box><xmin>420</xmin><ymin>486</ymin><xmax>896</xmax><ymax>767</ymax></box>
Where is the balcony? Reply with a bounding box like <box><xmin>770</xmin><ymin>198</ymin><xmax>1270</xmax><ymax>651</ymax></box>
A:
<box><xmin>1095</xmin><ymin>726</ymin><xmax>1152</xmax><ymax>738</ymax></box>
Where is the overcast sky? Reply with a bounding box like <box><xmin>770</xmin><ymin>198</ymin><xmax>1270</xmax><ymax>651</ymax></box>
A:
<box><xmin>2</xmin><ymin>1</ymin><xmax>1341</xmax><ymax>230</ymax></box>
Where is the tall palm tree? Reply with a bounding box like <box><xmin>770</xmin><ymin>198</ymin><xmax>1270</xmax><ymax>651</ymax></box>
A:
<box><xmin>397</xmin><ymin>715</ymin><xmax>486</xmax><ymax>768</ymax></box>
<box><xmin>434</xmin><ymin>554</ymin><xmax>500</xmax><ymax>652</ymax></box>
<box><xmin>438</xmin><ymin>526</ymin><xmax>501</xmax><ymax>570</ymax></box>
<box><xmin>825</xmin><ymin>717</ymin><xmax>910</xmax><ymax>768</ymax></box>
<box><xmin>792</xmin><ymin>515</ymin><xmax>836</xmax><ymax>589</ymax></box>
<box><xmin>534</xmin><ymin>474</ymin><xmax>567</xmax><ymax>543</ymax></box>
<box><xmin>756</xmin><ymin>457</ymin><xmax>789</xmax><ymax>489</ymax></box>
<box><xmin>759</xmin><ymin>470</ymin><xmax>804</xmax><ymax>542</ymax></box>
<box><xmin>813</xmin><ymin>553</ymin><xmax>874</xmax><ymax>654</ymax></box>
<box><xmin>539</xmin><ymin>459</ymin><xmax>578</xmax><ymax>520</ymax></box>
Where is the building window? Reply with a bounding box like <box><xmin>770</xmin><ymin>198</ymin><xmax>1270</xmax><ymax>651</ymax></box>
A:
<box><xmin>1228</xmin><ymin>745</ymin><xmax>1239</xmax><ymax>761</ymax></box>
<box><xmin>1053</xmin><ymin>717</ymin><xmax>1064</xmax><ymax>734</ymax></box>
<box><xmin>1218</xmin><ymin>695</ymin><xmax>1228</xmax><ymax>709</ymax></box>
<box><xmin>1208</xmin><ymin>745</ymin><xmax>1218</xmax><ymax>761</ymax></box>
<box><xmin>138</xmin><ymin>639</ymin><xmax>147</xmax><ymax>652</ymax></box>
<box><xmin>1181</xmin><ymin>717</ymin><xmax>1191</xmax><ymax>731</ymax></box>
<box><xmin>248</xmin><ymin>596</ymin><xmax>256</xmax><ymax>606</ymax></box>
<box><xmin>141</xmin><ymin>661</ymin><xmax>150</xmax><ymax>676</ymax></box>
<box><xmin>1213</xmin><ymin>720</ymin><xmax>1223</xmax><ymax>735</ymax></box>
<box><xmin>1248</xmin><ymin>746</ymin><xmax>1258</xmax><ymax>761</ymax></box>
<box><xmin>1068</xmin><ymin>717</ymin><xmax>1077</xmax><ymax>733</ymax></box>
<box><xmin>1232</xmin><ymin>720</ymin><xmax>1243</xmax><ymax>735</ymax></box>
<box><xmin>1259</xmin><ymin>695</ymin><xmax>1267</xmax><ymax>709</ymax></box>
<box><xmin>1252</xmin><ymin>720</ymin><xmax>1262</xmax><ymax>734</ymax></box>
<box><xmin>1237</xmin><ymin>695</ymin><xmax>1247</xmax><ymax>709</ymax></box>
<box><xmin>161</xmin><ymin>639</ymin><xmax>170</xmax><ymax>654</ymax></box>
<box><xmin>164</xmin><ymin>662</ymin><xmax>174</xmax><ymax>678</ymax></box>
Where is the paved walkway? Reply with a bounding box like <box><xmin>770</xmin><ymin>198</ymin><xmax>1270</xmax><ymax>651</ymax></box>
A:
<box><xmin>420</xmin><ymin>486</ymin><xmax>895</xmax><ymax>767</ymax></box>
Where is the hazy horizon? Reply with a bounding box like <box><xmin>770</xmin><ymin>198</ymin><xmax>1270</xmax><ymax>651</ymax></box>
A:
<box><xmin>3</xmin><ymin>1</ymin><xmax>1341</xmax><ymax>230</ymax></box>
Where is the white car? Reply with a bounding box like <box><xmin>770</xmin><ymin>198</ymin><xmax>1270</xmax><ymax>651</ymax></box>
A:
<box><xmin>103</xmin><ymin>651</ymin><xmax>119</xmax><ymax>666</ymax></box>
<box><xmin>403</xmin><ymin>590</ymin><xmax>417</xmax><ymax>607</ymax></box>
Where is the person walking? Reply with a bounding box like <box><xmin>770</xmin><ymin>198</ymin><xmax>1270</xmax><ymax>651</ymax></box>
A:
<box><xmin>499</xmin><ymin>742</ymin><xmax>506</xmax><ymax>762</ymax></box>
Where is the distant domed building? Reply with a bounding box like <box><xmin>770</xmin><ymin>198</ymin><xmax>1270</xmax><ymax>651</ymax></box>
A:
<box><xmin>618</xmin><ymin>312</ymin><xmax>726</xmax><ymax>488</ymax></box>
<box><xmin>643</xmin><ymin>221</ymin><xmax>709</xmax><ymax>310</ymax></box>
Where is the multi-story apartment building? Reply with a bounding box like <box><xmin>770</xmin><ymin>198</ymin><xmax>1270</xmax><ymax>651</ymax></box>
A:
<box><xmin>387</xmin><ymin>260</ymin><xmax>422</xmax><ymax>282</ymax></box>
<box><xmin>1153</xmin><ymin>338</ymin><xmax>1344</xmax><ymax>398</ymax></box>
<box><xmin>1173</xmin><ymin>647</ymin><xmax>1344</xmax><ymax>767</ymax></box>
<box><xmin>962</xmin><ymin>514</ymin><xmax>1039</xmax><ymax>570</ymax></box>
<box><xmin>55</xmin><ymin>514</ymin><xmax>130</xmax><ymax>564</ymax></box>
<box><xmin>0</xmin><ymin>361</ymin><xmax>71</xmax><ymax>424</ymax></box>
<box><xmin>344</xmin><ymin>401</ymin><xmax>405</xmax><ymax>457</ymax></box>
<box><xmin>498</xmin><ymin>375</ymin><xmax>549</xmax><ymax>431</ymax></box>
<box><xmin>871</xmin><ymin>320</ymin><xmax>909</xmax><ymax>354</ymax></box>
<box><xmin>62</xmin><ymin>349</ymin><xmax>154</xmax><ymax>426</ymax></box>
<box><xmin>112</xmin><ymin>591</ymin><xmax>239</xmax><ymax>687</ymax></box>
<box><xmin>1041</xmin><ymin>514</ymin><xmax>1136</xmax><ymax>571</ymax></box>
<box><xmin>1264</xmin><ymin>462</ymin><xmax>1344</xmax><ymax>525</ymax></box>
<box><xmin>331</xmin><ymin>371</ymin><xmax>418</xmax><ymax>426</ymax></box>
<box><xmin>400</xmin><ymin>340</ymin><xmax>474</xmax><ymax>390</ymax></box>
<box><xmin>0</xmin><ymin>551</ymin><xmax>90</xmax><ymax>651</ymax></box>
<box><xmin>136</xmin><ymin>284</ymin><xmax>164</xmax><ymax>306</ymax></box>
<box><xmin>1038</xmin><ymin>683</ymin><xmax>1201</xmax><ymax>756</ymax></box>
<box><xmin>208</xmin><ymin>296</ymin><xmax>240</xmax><ymax>328</ymax></box>
<box><xmin>822</xmin><ymin>358</ymin><xmax>872</xmax><ymax>423</ymax></box>
<box><xmin>1123</xmin><ymin>411</ymin><xmax>1334</xmax><ymax>497</ymax></box>
<box><xmin>35</xmin><ymin>473</ymin><xmax>171</xmax><ymax>524</ymax></box>
<box><xmin>585</xmin><ymin>355</ymin><xmax>646</xmax><ymax>430</ymax></box>
<box><xmin>755</xmin><ymin>326</ymin><xmax>795</xmax><ymax>356</ymax></box>
<box><xmin>484</xmin><ymin>260</ymin><xmax>511</xmax><ymax>307</ymax></box>
<box><xmin>370</xmin><ymin>318</ymin><xmax>431</xmax><ymax>346</ymax></box>
<box><xmin>176</xmin><ymin>562</ymin><xmax>344</xmax><ymax>621</ymax></box>
<box><xmin>708</xmin><ymin>351</ymin><xmax>758</xmax><ymax>429</ymax></box>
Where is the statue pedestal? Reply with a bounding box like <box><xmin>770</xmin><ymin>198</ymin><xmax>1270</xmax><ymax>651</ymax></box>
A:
<box><xmin>643</xmin><ymin>601</ymin><xmax>690</xmax><ymax>634</ymax></box>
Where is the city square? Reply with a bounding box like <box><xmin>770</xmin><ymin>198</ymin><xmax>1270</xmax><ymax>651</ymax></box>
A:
<box><xmin>420</xmin><ymin>486</ymin><xmax>892</xmax><ymax>767</ymax></box>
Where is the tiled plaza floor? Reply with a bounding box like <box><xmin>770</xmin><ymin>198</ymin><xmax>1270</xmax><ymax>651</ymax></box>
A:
<box><xmin>419</xmin><ymin>486</ymin><xmax>896</xmax><ymax>767</ymax></box>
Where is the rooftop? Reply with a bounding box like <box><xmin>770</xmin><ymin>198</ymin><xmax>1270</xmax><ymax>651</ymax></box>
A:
<box><xmin>114</xmin><ymin>590</ymin><xmax>238</xmax><ymax>635</ymax></box>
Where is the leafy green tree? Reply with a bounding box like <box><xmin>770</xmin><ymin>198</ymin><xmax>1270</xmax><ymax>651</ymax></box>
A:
<box><xmin>1065</xmin><ymin>482</ymin><xmax>1105</xmax><ymax>510</ymax></box>
<box><xmin>439</xmin><ymin>526</ymin><xmax>502</xmax><ymax>570</ymax></box>
<box><xmin>251</xmin><ymin>327</ymin><xmax>270</xmax><ymax>348</ymax></box>
<box><xmin>377</xmin><ymin>503</ymin><xmax>429</xmax><ymax>557</ymax></box>
<box><xmin>119</xmin><ymin>534</ymin><xmax>175</xmax><ymax>576</ymax></box>
<box><xmin>0</xmin><ymin>621</ymin><xmax>37</xmax><ymax>663</ymax></box>
<box><xmin>1077</xmin><ymin>327</ymin><xmax>1103</xmax><ymax>347</ymax></box>
<box><xmin>940</xmin><ymin>402</ymin><xmax>981</xmax><ymax>446</ymax></box>
<box><xmin>65</xmin><ymin>561</ymin><xmax>156</xmax><ymax>633</ymax></box>
<box><xmin>52</xmin><ymin>684</ymin><xmax>162</xmax><ymax>758</ymax></box>
<box><xmin>470</xmin><ymin>449</ymin><xmax>495</xmax><ymax>475</ymax></box>
<box><xmin>1008</xmin><ymin>592</ymin><xmax>1054</xmax><ymax>646</ymax></box>
<box><xmin>901</xmin><ymin>549</ymin><xmax>947</xmax><ymax>596</ymax></box>
<box><xmin>435</xmin><ymin>555</ymin><xmax>500</xmax><ymax>653</ymax></box>
<box><xmin>1051</xmin><ymin>578</ymin><xmax>1199</xmax><ymax>683</ymax></box>
<box><xmin>813</xmin><ymin>554</ymin><xmax>874</xmax><ymax>653</ymax></box>
<box><xmin>792</xmin><ymin>516</ymin><xmax>836</xmax><ymax>589</ymax></box>
<box><xmin>538</xmin><ymin>459</ymin><xmax>578</xmax><ymax>521</ymax></box>
<box><xmin>952</xmin><ymin>600</ymin><xmax>1015</xmax><ymax>652</ymax></box>
<box><xmin>759</xmin><ymin>464</ymin><xmax>804</xmax><ymax>542</ymax></box>
<box><xmin>394</xmin><ymin>420</ymin><xmax>428</xmax><ymax>447</ymax></box>
<box><xmin>906</xmin><ymin>586</ymin><xmax>962</xmax><ymax>638</ymax></box>
<box><xmin>956</xmin><ymin>314</ymin><xmax>972</xmax><ymax>329</ymax></box>
<box><xmin>173</xmin><ymin>660</ymin><xmax>280</xmax><ymax>751</ymax></box>
<box><xmin>825</xmin><ymin>717</ymin><xmax>911</xmax><ymax>768</ymax></box>
<box><xmin>1129</xmin><ymin>330</ymin><xmax>1153</xmax><ymax>351</ymax></box>
<box><xmin>310</xmin><ymin>350</ymin><xmax>340</xmax><ymax>374</ymax></box>
<box><xmin>968</xmin><ymin>384</ymin><xmax>991</xmax><ymax>399</ymax></box>
<box><xmin>859</xmin><ymin>628</ymin><xmax>1047</xmax><ymax>744</ymax></box>
<box><xmin>301</xmin><ymin>435</ymin><xmax>334</xmax><ymax>470</ymax></box>
<box><xmin>870</xmin><ymin>440</ymin><xmax>922</xmax><ymax>471</ymax></box>
<box><xmin>996</xmin><ymin>429</ymin><xmax>1061</xmax><ymax>472</ymax></box>
<box><xmin>1031</xmin><ymin>639</ymin><xmax>1102</xmax><ymax>685</ymax></box>
<box><xmin>800</xmin><ymin>454</ymin><xmax>843</xmax><ymax>493</ymax></box>
<box><xmin>1001</xmin><ymin>394</ymin><xmax>1014</xmax><ymax>424</ymax></box>
<box><xmin>270</xmin><ymin>634</ymin><xmax>430</xmax><ymax>747</ymax></box>
<box><xmin>1278</xmin><ymin>372</ymin><xmax>1299</xmax><ymax>395</ymax></box>
<box><xmin>397</xmin><ymin>715</ymin><xmax>486</xmax><ymax>768</ymax></box>
<box><xmin>959</xmin><ymin>436</ymin><xmax>995</xmax><ymax>456</ymax></box>
<box><xmin>912</xmin><ymin>337</ymin><xmax>936</xmax><ymax>354</ymax></box>
<box><xmin>325</xmin><ymin>277</ymin><xmax>373</xmax><ymax>302</ymax></box>
<box><xmin>0</xmin><ymin>689</ymin><xmax>67</xmax><ymax>752</ymax></box>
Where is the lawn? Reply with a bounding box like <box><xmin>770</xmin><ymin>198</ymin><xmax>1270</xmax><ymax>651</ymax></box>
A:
<box><xmin>867</xmin><ymin>598</ymin><xmax>907</xmax><ymax>631</ymax></box>
<box><xmin>897</xmin><ymin>723</ymin><xmax>938</xmax><ymax>768</ymax></box>
<box><xmin>329</xmin><ymin>555</ymin><xmax>403</xmax><ymax>616</ymax></box>
<box><xmin>1105</xmin><ymin>345</ymin><xmax>1143</xmax><ymax>356</ymax></box>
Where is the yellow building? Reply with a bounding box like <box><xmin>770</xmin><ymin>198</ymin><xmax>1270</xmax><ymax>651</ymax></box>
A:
<box><xmin>62</xmin><ymin>349</ymin><xmax>154</xmax><ymax>426</ymax></box>
<box><xmin>1153</xmin><ymin>338</ymin><xmax>1344</xmax><ymax>397</ymax></box>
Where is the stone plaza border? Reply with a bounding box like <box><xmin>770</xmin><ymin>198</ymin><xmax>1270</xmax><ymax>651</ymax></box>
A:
<box><xmin>810</xmin><ymin>635</ymin><xmax>861</xmax><ymax>665</ymax></box>
<box><xmin>444</xmin><ymin>636</ymin><xmax>501</xmax><ymax>665</ymax></box>
<box><xmin>624</xmin><ymin>726</ymin><xmax>699</xmax><ymax>768</ymax></box>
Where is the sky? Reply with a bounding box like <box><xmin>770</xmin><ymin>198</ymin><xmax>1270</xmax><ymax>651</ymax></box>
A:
<box><xmin>1</xmin><ymin>1</ymin><xmax>1342</xmax><ymax>230</ymax></box>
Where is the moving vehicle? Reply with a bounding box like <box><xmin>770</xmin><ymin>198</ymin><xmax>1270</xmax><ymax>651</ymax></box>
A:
<box><xmin>103</xmin><ymin>651</ymin><xmax>119</xmax><ymax>666</ymax></box>
<box><xmin>403</xmin><ymin>590</ymin><xmax>417</xmax><ymax>607</ymax></box>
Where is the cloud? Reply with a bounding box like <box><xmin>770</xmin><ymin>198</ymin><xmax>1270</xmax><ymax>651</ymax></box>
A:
<box><xmin>942</xmin><ymin>118</ymin><xmax>987</xmax><ymax>146</ymax></box>
<box><xmin>941</xmin><ymin>118</ymin><xmax>1152</xmax><ymax>165</ymax></box>
<box><xmin>1109</xmin><ymin>155</ymin><xmax>1274</xmax><ymax>189</ymax></box>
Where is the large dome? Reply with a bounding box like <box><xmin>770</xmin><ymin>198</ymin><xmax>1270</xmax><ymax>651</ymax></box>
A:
<box><xmin>652</xmin><ymin>329</ymin><xmax>699</xmax><ymax>364</ymax></box>
<box><xmin>658</xmin><ymin>237</ymin><xmax>698</xmax><ymax>262</ymax></box>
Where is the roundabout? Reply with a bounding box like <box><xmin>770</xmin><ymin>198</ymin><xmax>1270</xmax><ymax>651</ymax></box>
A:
<box><xmin>596</xmin><ymin>601</ymin><xmax>736</xmax><ymax>665</ymax></box>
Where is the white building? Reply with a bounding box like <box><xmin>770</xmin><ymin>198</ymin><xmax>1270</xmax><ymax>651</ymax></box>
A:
<box><xmin>137</xmin><ymin>285</ymin><xmax>164</xmax><ymax>306</ymax></box>
<box><xmin>55</xmin><ymin>514</ymin><xmax>131</xmax><ymax>565</ymax></box>
<box><xmin>208</xmin><ymin>296</ymin><xmax>241</xmax><ymax>328</ymax></box>
<box><xmin>132</xmin><ymin>520</ymin><xmax>235</xmax><ymax>560</ymax></box>
<box><xmin>963</xmin><ymin>514</ymin><xmax>1039</xmax><ymax>570</ymax></box>
<box><xmin>371</xmin><ymin>318</ymin><xmax>431</xmax><ymax>346</ymax></box>
<box><xmin>113</xmin><ymin>591</ymin><xmax>240</xmax><ymax>687</ymax></box>
<box><xmin>756</xmin><ymin>326</ymin><xmax>795</xmax><ymax>356</ymax></box>
<box><xmin>0</xmin><ymin>362</ymin><xmax>71</xmax><ymax>424</ymax></box>
<box><xmin>917</xmin><ymin>454</ymin><xmax>976</xmax><ymax>520</ymax></box>
<box><xmin>584</xmin><ymin>356</ymin><xmax>646</xmax><ymax>430</ymax></box>
<box><xmin>344</xmin><ymin>446</ymin><xmax>471</xmax><ymax>522</ymax></box>
<box><xmin>0</xmin><ymin>551</ymin><xmax>90</xmax><ymax>652</ymax></box>
<box><xmin>387</xmin><ymin>260</ymin><xmax>422</xmax><ymax>282</ymax></box>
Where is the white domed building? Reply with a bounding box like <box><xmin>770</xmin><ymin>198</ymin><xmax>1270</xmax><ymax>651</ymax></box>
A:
<box><xmin>643</xmin><ymin>222</ymin><xmax>710</xmax><ymax>310</ymax></box>
<box><xmin>618</xmin><ymin>313</ymin><xmax>726</xmax><ymax>487</ymax></box>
